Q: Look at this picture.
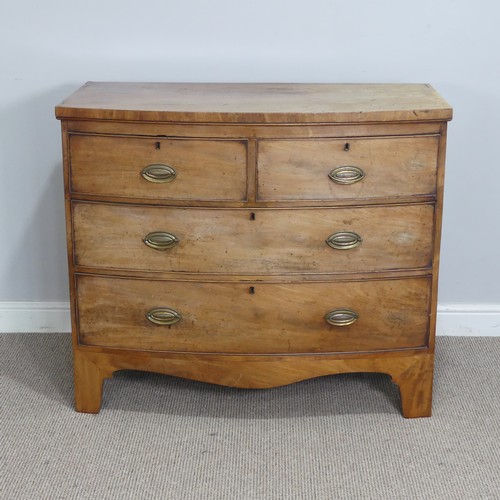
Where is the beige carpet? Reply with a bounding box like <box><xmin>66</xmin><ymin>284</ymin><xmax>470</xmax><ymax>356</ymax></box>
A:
<box><xmin>1</xmin><ymin>334</ymin><xmax>500</xmax><ymax>500</ymax></box>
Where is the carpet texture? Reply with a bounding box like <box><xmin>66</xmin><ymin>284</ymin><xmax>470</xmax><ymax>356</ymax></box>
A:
<box><xmin>1</xmin><ymin>334</ymin><xmax>499</xmax><ymax>500</ymax></box>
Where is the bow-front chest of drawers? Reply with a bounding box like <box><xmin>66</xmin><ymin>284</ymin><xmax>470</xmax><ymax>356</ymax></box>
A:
<box><xmin>56</xmin><ymin>83</ymin><xmax>452</xmax><ymax>417</ymax></box>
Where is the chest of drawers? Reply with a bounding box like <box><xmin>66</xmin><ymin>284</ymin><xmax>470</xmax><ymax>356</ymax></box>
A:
<box><xmin>56</xmin><ymin>82</ymin><xmax>452</xmax><ymax>417</ymax></box>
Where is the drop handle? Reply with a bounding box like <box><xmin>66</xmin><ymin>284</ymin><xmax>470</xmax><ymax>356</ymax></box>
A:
<box><xmin>146</xmin><ymin>307</ymin><xmax>182</xmax><ymax>326</ymax></box>
<box><xmin>143</xmin><ymin>231</ymin><xmax>179</xmax><ymax>250</ymax></box>
<box><xmin>325</xmin><ymin>308</ymin><xmax>359</xmax><ymax>327</ymax></box>
<box><xmin>326</xmin><ymin>231</ymin><xmax>362</xmax><ymax>250</ymax></box>
<box><xmin>328</xmin><ymin>166</ymin><xmax>365</xmax><ymax>185</ymax></box>
<box><xmin>141</xmin><ymin>164</ymin><xmax>177</xmax><ymax>183</ymax></box>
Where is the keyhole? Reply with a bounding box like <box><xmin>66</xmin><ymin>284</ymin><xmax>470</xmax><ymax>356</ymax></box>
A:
<box><xmin>250</xmin><ymin>212</ymin><xmax>256</xmax><ymax>221</ymax></box>
<box><xmin>155</xmin><ymin>141</ymin><xmax>161</xmax><ymax>150</ymax></box>
<box><xmin>344</xmin><ymin>142</ymin><xmax>350</xmax><ymax>152</ymax></box>
<box><xmin>249</xmin><ymin>286</ymin><xmax>255</xmax><ymax>294</ymax></box>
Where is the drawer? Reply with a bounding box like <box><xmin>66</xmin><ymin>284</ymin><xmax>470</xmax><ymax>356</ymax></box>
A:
<box><xmin>73</xmin><ymin>202</ymin><xmax>434</xmax><ymax>274</ymax></box>
<box><xmin>257</xmin><ymin>136</ymin><xmax>439</xmax><ymax>201</ymax></box>
<box><xmin>69</xmin><ymin>135</ymin><xmax>247</xmax><ymax>201</ymax></box>
<box><xmin>76</xmin><ymin>275</ymin><xmax>431</xmax><ymax>353</ymax></box>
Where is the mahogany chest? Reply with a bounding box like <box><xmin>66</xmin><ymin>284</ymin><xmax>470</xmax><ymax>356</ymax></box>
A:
<box><xmin>56</xmin><ymin>82</ymin><xmax>452</xmax><ymax>417</ymax></box>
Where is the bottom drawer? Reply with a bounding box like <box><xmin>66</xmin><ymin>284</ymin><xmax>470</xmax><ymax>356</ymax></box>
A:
<box><xmin>76</xmin><ymin>275</ymin><xmax>431</xmax><ymax>354</ymax></box>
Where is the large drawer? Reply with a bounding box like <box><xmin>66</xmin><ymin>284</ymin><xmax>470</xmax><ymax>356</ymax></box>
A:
<box><xmin>69</xmin><ymin>135</ymin><xmax>248</xmax><ymax>201</ymax></box>
<box><xmin>257</xmin><ymin>135</ymin><xmax>439</xmax><ymax>201</ymax></box>
<box><xmin>77</xmin><ymin>276</ymin><xmax>430</xmax><ymax>354</ymax></box>
<box><xmin>73</xmin><ymin>202</ymin><xmax>434</xmax><ymax>274</ymax></box>
<box><xmin>77</xmin><ymin>275</ymin><xmax>431</xmax><ymax>353</ymax></box>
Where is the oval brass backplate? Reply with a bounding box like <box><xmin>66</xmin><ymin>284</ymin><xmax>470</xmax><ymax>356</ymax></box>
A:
<box><xmin>326</xmin><ymin>231</ymin><xmax>362</xmax><ymax>250</ymax></box>
<box><xmin>143</xmin><ymin>231</ymin><xmax>179</xmax><ymax>250</ymax></box>
<box><xmin>325</xmin><ymin>308</ymin><xmax>359</xmax><ymax>327</ymax></box>
<box><xmin>146</xmin><ymin>307</ymin><xmax>182</xmax><ymax>326</ymax></box>
<box><xmin>141</xmin><ymin>164</ymin><xmax>177</xmax><ymax>183</ymax></box>
<box><xmin>328</xmin><ymin>166</ymin><xmax>365</xmax><ymax>185</ymax></box>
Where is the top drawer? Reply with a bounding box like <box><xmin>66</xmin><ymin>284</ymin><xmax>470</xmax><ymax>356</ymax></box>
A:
<box><xmin>69</xmin><ymin>135</ymin><xmax>247</xmax><ymax>201</ymax></box>
<box><xmin>257</xmin><ymin>135</ymin><xmax>439</xmax><ymax>201</ymax></box>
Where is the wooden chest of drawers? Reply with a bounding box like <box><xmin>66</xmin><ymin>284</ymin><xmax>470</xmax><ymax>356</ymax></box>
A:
<box><xmin>56</xmin><ymin>83</ymin><xmax>452</xmax><ymax>417</ymax></box>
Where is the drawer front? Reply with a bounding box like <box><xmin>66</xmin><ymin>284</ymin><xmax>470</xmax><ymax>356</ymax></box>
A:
<box><xmin>73</xmin><ymin>202</ymin><xmax>434</xmax><ymax>274</ymax></box>
<box><xmin>69</xmin><ymin>135</ymin><xmax>247</xmax><ymax>201</ymax></box>
<box><xmin>257</xmin><ymin>136</ymin><xmax>439</xmax><ymax>201</ymax></box>
<box><xmin>77</xmin><ymin>275</ymin><xmax>431</xmax><ymax>353</ymax></box>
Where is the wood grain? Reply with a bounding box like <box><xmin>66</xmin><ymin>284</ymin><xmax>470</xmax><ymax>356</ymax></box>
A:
<box><xmin>258</xmin><ymin>135</ymin><xmax>439</xmax><ymax>201</ymax></box>
<box><xmin>74</xmin><ymin>348</ymin><xmax>435</xmax><ymax>418</ymax></box>
<box><xmin>55</xmin><ymin>82</ymin><xmax>451</xmax><ymax>417</ymax></box>
<box><xmin>428</xmin><ymin>124</ymin><xmax>449</xmax><ymax>351</ymax></box>
<box><xmin>76</xmin><ymin>275</ymin><xmax>431</xmax><ymax>354</ymax></box>
<box><xmin>66</xmin><ymin>119</ymin><xmax>443</xmax><ymax>139</ymax></box>
<box><xmin>73</xmin><ymin>202</ymin><xmax>434</xmax><ymax>274</ymax></box>
<box><xmin>73</xmin><ymin>350</ymin><xmax>114</xmax><ymax>413</ymax></box>
<box><xmin>56</xmin><ymin>82</ymin><xmax>453</xmax><ymax>123</ymax></box>
<box><xmin>70</xmin><ymin>135</ymin><xmax>247</xmax><ymax>201</ymax></box>
<box><xmin>73</xmin><ymin>268</ymin><xmax>432</xmax><ymax>283</ymax></box>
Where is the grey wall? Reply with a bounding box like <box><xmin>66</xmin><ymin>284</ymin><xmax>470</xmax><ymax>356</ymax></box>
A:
<box><xmin>1</xmin><ymin>0</ymin><xmax>499</xmax><ymax>305</ymax></box>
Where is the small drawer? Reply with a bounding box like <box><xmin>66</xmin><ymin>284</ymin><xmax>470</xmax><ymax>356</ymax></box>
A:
<box><xmin>73</xmin><ymin>202</ymin><xmax>434</xmax><ymax>274</ymax></box>
<box><xmin>69</xmin><ymin>135</ymin><xmax>247</xmax><ymax>201</ymax></box>
<box><xmin>76</xmin><ymin>275</ymin><xmax>431</xmax><ymax>353</ymax></box>
<box><xmin>257</xmin><ymin>135</ymin><xmax>439</xmax><ymax>201</ymax></box>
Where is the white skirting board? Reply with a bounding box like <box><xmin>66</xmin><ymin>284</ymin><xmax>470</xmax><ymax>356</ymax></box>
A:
<box><xmin>436</xmin><ymin>304</ymin><xmax>500</xmax><ymax>336</ymax></box>
<box><xmin>0</xmin><ymin>302</ymin><xmax>71</xmax><ymax>333</ymax></box>
<box><xmin>0</xmin><ymin>302</ymin><xmax>499</xmax><ymax>336</ymax></box>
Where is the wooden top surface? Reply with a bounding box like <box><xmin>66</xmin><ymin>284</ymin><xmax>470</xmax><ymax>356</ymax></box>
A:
<box><xmin>55</xmin><ymin>82</ymin><xmax>452</xmax><ymax>124</ymax></box>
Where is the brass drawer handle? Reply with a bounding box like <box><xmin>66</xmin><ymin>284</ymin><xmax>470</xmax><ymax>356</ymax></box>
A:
<box><xmin>146</xmin><ymin>307</ymin><xmax>182</xmax><ymax>326</ymax></box>
<box><xmin>325</xmin><ymin>308</ymin><xmax>359</xmax><ymax>327</ymax></box>
<box><xmin>326</xmin><ymin>231</ymin><xmax>362</xmax><ymax>250</ymax></box>
<box><xmin>141</xmin><ymin>164</ymin><xmax>177</xmax><ymax>183</ymax></box>
<box><xmin>143</xmin><ymin>231</ymin><xmax>179</xmax><ymax>250</ymax></box>
<box><xmin>328</xmin><ymin>166</ymin><xmax>365</xmax><ymax>185</ymax></box>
